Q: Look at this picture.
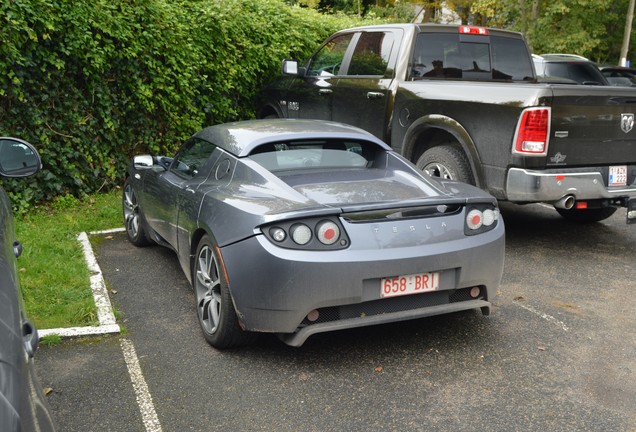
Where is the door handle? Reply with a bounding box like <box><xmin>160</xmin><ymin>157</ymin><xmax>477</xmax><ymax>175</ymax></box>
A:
<box><xmin>318</xmin><ymin>89</ymin><xmax>333</xmax><ymax>96</ymax></box>
<box><xmin>367</xmin><ymin>92</ymin><xmax>385</xmax><ymax>99</ymax></box>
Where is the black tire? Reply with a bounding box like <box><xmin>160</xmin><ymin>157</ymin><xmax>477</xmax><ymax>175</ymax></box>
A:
<box><xmin>122</xmin><ymin>179</ymin><xmax>153</xmax><ymax>246</ymax></box>
<box><xmin>193</xmin><ymin>235</ymin><xmax>256</xmax><ymax>349</ymax></box>
<box><xmin>555</xmin><ymin>206</ymin><xmax>617</xmax><ymax>223</ymax></box>
<box><xmin>416</xmin><ymin>145</ymin><xmax>475</xmax><ymax>185</ymax></box>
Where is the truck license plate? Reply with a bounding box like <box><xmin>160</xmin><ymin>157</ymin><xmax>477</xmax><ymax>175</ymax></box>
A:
<box><xmin>381</xmin><ymin>272</ymin><xmax>440</xmax><ymax>298</ymax></box>
<box><xmin>609</xmin><ymin>165</ymin><xmax>627</xmax><ymax>187</ymax></box>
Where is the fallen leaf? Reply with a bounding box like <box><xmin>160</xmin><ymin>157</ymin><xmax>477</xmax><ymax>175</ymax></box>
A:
<box><xmin>43</xmin><ymin>387</ymin><xmax>54</xmax><ymax>396</ymax></box>
<box><xmin>374</xmin><ymin>367</ymin><xmax>383</xmax><ymax>373</ymax></box>
<box><xmin>538</xmin><ymin>346</ymin><xmax>546</xmax><ymax>351</ymax></box>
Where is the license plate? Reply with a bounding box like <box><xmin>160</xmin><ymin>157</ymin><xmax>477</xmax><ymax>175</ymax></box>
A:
<box><xmin>609</xmin><ymin>165</ymin><xmax>627</xmax><ymax>187</ymax></box>
<box><xmin>381</xmin><ymin>272</ymin><xmax>440</xmax><ymax>298</ymax></box>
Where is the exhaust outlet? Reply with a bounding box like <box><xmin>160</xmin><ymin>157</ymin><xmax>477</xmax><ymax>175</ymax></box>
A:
<box><xmin>554</xmin><ymin>195</ymin><xmax>575</xmax><ymax>210</ymax></box>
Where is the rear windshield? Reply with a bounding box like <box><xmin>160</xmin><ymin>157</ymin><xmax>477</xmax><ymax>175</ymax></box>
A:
<box><xmin>411</xmin><ymin>33</ymin><xmax>534</xmax><ymax>82</ymax></box>
<box><xmin>248</xmin><ymin>139</ymin><xmax>380</xmax><ymax>172</ymax></box>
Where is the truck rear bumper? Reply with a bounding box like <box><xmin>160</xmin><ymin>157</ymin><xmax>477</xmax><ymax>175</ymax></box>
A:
<box><xmin>505</xmin><ymin>167</ymin><xmax>636</xmax><ymax>204</ymax></box>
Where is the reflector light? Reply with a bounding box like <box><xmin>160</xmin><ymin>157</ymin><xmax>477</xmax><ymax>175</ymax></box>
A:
<box><xmin>514</xmin><ymin>108</ymin><xmax>550</xmax><ymax>155</ymax></box>
<box><xmin>466</xmin><ymin>209</ymin><xmax>483</xmax><ymax>230</ymax></box>
<box><xmin>459</xmin><ymin>26</ymin><xmax>489</xmax><ymax>35</ymax></box>
<box><xmin>576</xmin><ymin>201</ymin><xmax>588</xmax><ymax>209</ymax></box>
<box><xmin>307</xmin><ymin>310</ymin><xmax>319</xmax><ymax>322</ymax></box>
<box><xmin>316</xmin><ymin>220</ymin><xmax>340</xmax><ymax>245</ymax></box>
<box><xmin>469</xmin><ymin>287</ymin><xmax>481</xmax><ymax>298</ymax></box>
<box><xmin>291</xmin><ymin>224</ymin><xmax>312</xmax><ymax>245</ymax></box>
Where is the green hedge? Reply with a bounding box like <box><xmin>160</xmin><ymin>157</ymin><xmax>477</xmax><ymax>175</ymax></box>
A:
<box><xmin>0</xmin><ymin>0</ymin><xmax>365</xmax><ymax>210</ymax></box>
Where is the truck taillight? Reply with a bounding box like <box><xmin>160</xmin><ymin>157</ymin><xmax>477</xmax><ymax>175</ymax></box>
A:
<box><xmin>459</xmin><ymin>26</ymin><xmax>489</xmax><ymax>35</ymax></box>
<box><xmin>513</xmin><ymin>107</ymin><xmax>550</xmax><ymax>156</ymax></box>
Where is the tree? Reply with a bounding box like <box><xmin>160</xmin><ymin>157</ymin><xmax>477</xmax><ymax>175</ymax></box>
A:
<box><xmin>466</xmin><ymin>0</ymin><xmax>634</xmax><ymax>63</ymax></box>
<box><xmin>620</xmin><ymin>0</ymin><xmax>635</xmax><ymax>65</ymax></box>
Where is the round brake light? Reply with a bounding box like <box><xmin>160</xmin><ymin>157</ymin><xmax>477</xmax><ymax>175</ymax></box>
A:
<box><xmin>466</xmin><ymin>209</ymin><xmax>483</xmax><ymax>230</ymax></box>
<box><xmin>316</xmin><ymin>220</ymin><xmax>340</xmax><ymax>245</ymax></box>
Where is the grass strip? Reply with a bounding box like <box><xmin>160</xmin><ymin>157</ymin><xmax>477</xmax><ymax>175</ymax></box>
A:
<box><xmin>16</xmin><ymin>190</ymin><xmax>122</xmax><ymax>329</ymax></box>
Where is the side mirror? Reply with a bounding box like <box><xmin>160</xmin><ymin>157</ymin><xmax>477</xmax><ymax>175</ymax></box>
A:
<box><xmin>0</xmin><ymin>137</ymin><xmax>42</xmax><ymax>178</ymax></box>
<box><xmin>282</xmin><ymin>60</ymin><xmax>300</xmax><ymax>76</ymax></box>
<box><xmin>133</xmin><ymin>155</ymin><xmax>154</xmax><ymax>168</ymax></box>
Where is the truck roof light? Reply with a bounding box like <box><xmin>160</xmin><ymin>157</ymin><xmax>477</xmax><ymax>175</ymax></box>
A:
<box><xmin>459</xmin><ymin>26</ymin><xmax>489</xmax><ymax>35</ymax></box>
<box><xmin>513</xmin><ymin>107</ymin><xmax>550</xmax><ymax>156</ymax></box>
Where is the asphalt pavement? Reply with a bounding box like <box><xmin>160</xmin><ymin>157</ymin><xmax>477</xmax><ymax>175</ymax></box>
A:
<box><xmin>36</xmin><ymin>203</ymin><xmax>636</xmax><ymax>431</ymax></box>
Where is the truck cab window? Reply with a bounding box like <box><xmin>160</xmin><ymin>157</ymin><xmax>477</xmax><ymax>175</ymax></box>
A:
<box><xmin>490</xmin><ymin>36</ymin><xmax>535</xmax><ymax>81</ymax></box>
<box><xmin>307</xmin><ymin>34</ymin><xmax>353</xmax><ymax>77</ymax></box>
<box><xmin>348</xmin><ymin>32</ymin><xmax>395</xmax><ymax>76</ymax></box>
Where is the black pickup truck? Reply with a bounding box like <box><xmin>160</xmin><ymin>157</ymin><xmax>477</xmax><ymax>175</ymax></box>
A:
<box><xmin>258</xmin><ymin>23</ymin><xmax>636</xmax><ymax>224</ymax></box>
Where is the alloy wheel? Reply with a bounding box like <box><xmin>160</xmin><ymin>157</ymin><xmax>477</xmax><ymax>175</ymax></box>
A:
<box><xmin>195</xmin><ymin>245</ymin><xmax>222</xmax><ymax>335</ymax></box>
<box><xmin>123</xmin><ymin>184</ymin><xmax>140</xmax><ymax>239</ymax></box>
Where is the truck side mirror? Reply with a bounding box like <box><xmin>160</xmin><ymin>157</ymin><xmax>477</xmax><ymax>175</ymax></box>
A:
<box><xmin>282</xmin><ymin>60</ymin><xmax>302</xmax><ymax>76</ymax></box>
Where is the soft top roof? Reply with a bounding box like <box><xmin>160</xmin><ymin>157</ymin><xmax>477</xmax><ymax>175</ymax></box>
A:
<box><xmin>193</xmin><ymin>119</ymin><xmax>391</xmax><ymax>157</ymax></box>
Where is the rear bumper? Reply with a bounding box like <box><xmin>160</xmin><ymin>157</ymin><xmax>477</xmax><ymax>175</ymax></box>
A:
<box><xmin>219</xmin><ymin>214</ymin><xmax>505</xmax><ymax>345</ymax></box>
<box><xmin>506</xmin><ymin>167</ymin><xmax>636</xmax><ymax>204</ymax></box>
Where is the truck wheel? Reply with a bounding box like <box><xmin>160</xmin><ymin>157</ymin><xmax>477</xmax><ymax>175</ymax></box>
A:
<box><xmin>416</xmin><ymin>145</ymin><xmax>475</xmax><ymax>185</ymax></box>
<box><xmin>555</xmin><ymin>206</ymin><xmax>617</xmax><ymax>223</ymax></box>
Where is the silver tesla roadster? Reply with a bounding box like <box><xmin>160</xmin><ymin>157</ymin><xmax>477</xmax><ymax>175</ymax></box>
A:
<box><xmin>123</xmin><ymin>119</ymin><xmax>505</xmax><ymax>348</ymax></box>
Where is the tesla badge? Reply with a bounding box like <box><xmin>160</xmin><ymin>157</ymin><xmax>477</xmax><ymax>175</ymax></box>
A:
<box><xmin>621</xmin><ymin>113</ymin><xmax>634</xmax><ymax>134</ymax></box>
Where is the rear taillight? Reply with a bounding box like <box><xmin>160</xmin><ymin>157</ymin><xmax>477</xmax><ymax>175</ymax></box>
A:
<box><xmin>290</xmin><ymin>224</ymin><xmax>312</xmax><ymax>245</ymax></box>
<box><xmin>316</xmin><ymin>220</ymin><xmax>340</xmax><ymax>245</ymax></box>
<box><xmin>264</xmin><ymin>217</ymin><xmax>349</xmax><ymax>250</ymax></box>
<box><xmin>465</xmin><ymin>206</ymin><xmax>500</xmax><ymax>235</ymax></box>
<box><xmin>513</xmin><ymin>107</ymin><xmax>550</xmax><ymax>156</ymax></box>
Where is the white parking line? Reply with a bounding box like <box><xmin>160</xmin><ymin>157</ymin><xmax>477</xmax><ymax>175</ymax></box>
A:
<box><xmin>40</xmin><ymin>230</ymin><xmax>161</xmax><ymax>430</ymax></box>
<box><xmin>39</xmin><ymin>229</ymin><xmax>124</xmax><ymax>338</ymax></box>
<box><xmin>514</xmin><ymin>301</ymin><xmax>569</xmax><ymax>332</ymax></box>
<box><xmin>121</xmin><ymin>338</ymin><xmax>162</xmax><ymax>432</ymax></box>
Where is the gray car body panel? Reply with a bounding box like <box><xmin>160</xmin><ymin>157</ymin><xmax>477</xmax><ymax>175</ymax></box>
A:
<box><xmin>128</xmin><ymin>119</ymin><xmax>505</xmax><ymax>344</ymax></box>
<box><xmin>0</xmin><ymin>138</ymin><xmax>55</xmax><ymax>431</ymax></box>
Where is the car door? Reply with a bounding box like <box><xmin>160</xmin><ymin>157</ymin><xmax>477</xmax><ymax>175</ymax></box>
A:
<box><xmin>284</xmin><ymin>32</ymin><xmax>355</xmax><ymax>120</ymax></box>
<box><xmin>331</xmin><ymin>29</ymin><xmax>400</xmax><ymax>141</ymax></box>
<box><xmin>143</xmin><ymin>138</ymin><xmax>218</xmax><ymax>250</ymax></box>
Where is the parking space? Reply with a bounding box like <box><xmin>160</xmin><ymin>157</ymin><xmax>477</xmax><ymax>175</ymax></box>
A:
<box><xmin>37</xmin><ymin>203</ymin><xmax>636</xmax><ymax>431</ymax></box>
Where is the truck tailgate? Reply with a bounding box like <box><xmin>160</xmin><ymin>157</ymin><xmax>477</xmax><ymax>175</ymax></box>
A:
<box><xmin>547</xmin><ymin>85</ymin><xmax>636</xmax><ymax>167</ymax></box>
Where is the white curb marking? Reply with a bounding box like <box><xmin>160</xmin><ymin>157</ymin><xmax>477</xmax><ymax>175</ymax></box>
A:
<box><xmin>39</xmin><ymin>228</ymin><xmax>125</xmax><ymax>338</ymax></box>
<box><xmin>121</xmin><ymin>338</ymin><xmax>162</xmax><ymax>432</ymax></box>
